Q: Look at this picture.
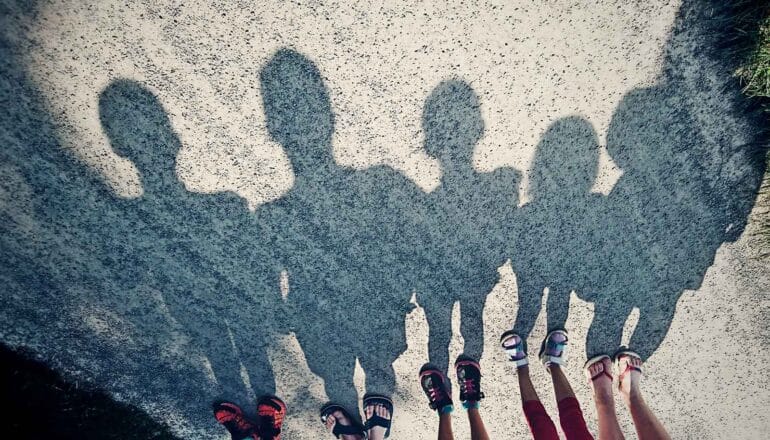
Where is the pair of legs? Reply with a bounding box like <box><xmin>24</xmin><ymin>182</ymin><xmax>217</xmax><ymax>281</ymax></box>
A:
<box><xmin>437</xmin><ymin>404</ymin><xmax>490</xmax><ymax>440</ymax></box>
<box><xmin>586</xmin><ymin>352</ymin><xmax>670</xmax><ymax>440</ymax></box>
<box><xmin>502</xmin><ymin>329</ymin><xmax>593</xmax><ymax>440</ymax></box>
<box><xmin>420</xmin><ymin>354</ymin><xmax>490</xmax><ymax>440</ymax></box>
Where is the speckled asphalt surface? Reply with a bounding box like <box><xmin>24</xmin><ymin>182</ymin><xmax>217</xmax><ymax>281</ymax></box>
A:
<box><xmin>1</xmin><ymin>0</ymin><xmax>769</xmax><ymax>438</ymax></box>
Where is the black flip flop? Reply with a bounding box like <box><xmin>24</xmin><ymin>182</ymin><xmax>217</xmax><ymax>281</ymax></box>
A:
<box><xmin>363</xmin><ymin>393</ymin><xmax>394</xmax><ymax>438</ymax></box>
<box><xmin>320</xmin><ymin>403</ymin><xmax>366</xmax><ymax>439</ymax></box>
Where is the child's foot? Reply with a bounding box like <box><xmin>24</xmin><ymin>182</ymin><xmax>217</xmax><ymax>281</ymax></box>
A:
<box><xmin>500</xmin><ymin>330</ymin><xmax>529</xmax><ymax>369</ymax></box>
<box><xmin>320</xmin><ymin>404</ymin><xmax>365</xmax><ymax>440</ymax></box>
<box><xmin>584</xmin><ymin>355</ymin><xmax>613</xmax><ymax>405</ymax></box>
<box><xmin>419</xmin><ymin>363</ymin><xmax>454</xmax><ymax>414</ymax></box>
<box><xmin>213</xmin><ymin>401</ymin><xmax>258</xmax><ymax>440</ymax></box>
<box><xmin>539</xmin><ymin>329</ymin><xmax>568</xmax><ymax>368</ymax></box>
<box><xmin>455</xmin><ymin>354</ymin><xmax>485</xmax><ymax>408</ymax></box>
<box><xmin>257</xmin><ymin>395</ymin><xmax>287</xmax><ymax>440</ymax></box>
<box><xmin>615</xmin><ymin>350</ymin><xmax>643</xmax><ymax>403</ymax></box>
<box><xmin>363</xmin><ymin>395</ymin><xmax>393</xmax><ymax>440</ymax></box>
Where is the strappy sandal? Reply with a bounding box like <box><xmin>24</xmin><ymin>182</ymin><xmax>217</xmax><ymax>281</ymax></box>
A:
<box><xmin>613</xmin><ymin>348</ymin><xmax>643</xmax><ymax>390</ymax></box>
<box><xmin>363</xmin><ymin>394</ymin><xmax>393</xmax><ymax>438</ymax></box>
<box><xmin>320</xmin><ymin>403</ymin><xmax>366</xmax><ymax>439</ymax></box>
<box><xmin>584</xmin><ymin>355</ymin><xmax>613</xmax><ymax>382</ymax></box>
<box><xmin>500</xmin><ymin>330</ymin><xmax>529</xmax><ymax>368</ymax></box>
<box><xmin>538</xmin><ymin>329</ymin><xmax>568</xmax><ymax>368</ymax></box>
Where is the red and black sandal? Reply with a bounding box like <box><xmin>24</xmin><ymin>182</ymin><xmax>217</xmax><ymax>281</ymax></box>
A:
<box><xmin>257</xmin><ymin>395</ymin><xmax>287</xmax><ymax>440</ymax></box>
<box><xmin>213</xmin><ymin>400</ymin><xmax>258</xmax><ymax>440</ymax></box>
<box><xmin>320</xmin><ymin>402</ymin><xmax>366</xmax><ymax>439</ymax></box>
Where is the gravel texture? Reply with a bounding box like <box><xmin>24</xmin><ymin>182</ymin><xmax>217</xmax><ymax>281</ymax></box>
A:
<box><xmin>1</xmin><ymin>0</ymin><xmax>768</xmax><ymax>438</ymax></box>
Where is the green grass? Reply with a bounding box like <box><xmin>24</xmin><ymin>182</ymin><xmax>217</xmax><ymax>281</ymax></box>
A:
<box><xmin>736</xmin><ymin>12</ymin><xmax>770</xmax><ymax>102</ymax></box>
<box><xmin>731</xmin><ymin>1</ymin><xmax>770</xmax><ymax>249</ymax></box>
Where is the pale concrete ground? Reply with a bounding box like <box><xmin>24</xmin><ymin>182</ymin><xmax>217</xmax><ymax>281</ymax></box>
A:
<box><xmin>1</xmin><ymin>0</ymin><xmax>769</xmax><ymax>439</ymax></box>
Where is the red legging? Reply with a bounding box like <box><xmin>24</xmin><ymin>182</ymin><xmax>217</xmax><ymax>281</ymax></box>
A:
<box><xmin>522</xmin><ymin>397</ymin><xmax>594</xmax><ymax>440</ymax></box>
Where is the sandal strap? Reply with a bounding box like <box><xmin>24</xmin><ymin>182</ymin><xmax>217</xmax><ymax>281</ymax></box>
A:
<box><xmin>615</xmin><ymin>350</ymin><xmax>643</xmax><ymax>382</ymax></box>
<box><xmin>500</xmin><ymin>331</ymin><xmax>528</xmax><ymax>366</ymax></box>
<box><xmin>590</xmin><ymin>370</ymin><xmax>613</xmax><ymax>382</ymax></box>
<box><xmin>333</xmin><ymin>423</ymin><xmax>365</xmax><ymax>437</ymax></box>
<box><xmin>618</xmin><ymin>364</ymin><xmax>643</xmax><ymax>381</ymax></box>
<box><xmin>362</xmin><ymin>394</ymin><xmax>393</xmax><ymax>438</ymax></box>
<box><xmin>512</xmin><ymin>357</ymin><xmax>529</xmax><ymax>368</ymax></box>
<box><xmin>321</xmin><ymin>404</ymin><xmax>365</xmax><ymax>439</ymax></box>
<box><xmin>365</xmin><ymin>415</ymin><xmax>392</xmax><ymax>437</ymax></box>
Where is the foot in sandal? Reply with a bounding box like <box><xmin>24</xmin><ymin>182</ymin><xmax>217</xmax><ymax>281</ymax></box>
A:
<box><xmin>419</xmin><ymin>363</ymin><xmax>454</xmax><ymax>414</ymax></box>
<box><xmin>500</xmin><ymin>330</ymin><xmax>529</xmax><ymax>369</ymax></box>
<box><xmin>539</xmin><ymin>329</ymin><xmax>568</xmax><ymax>368</ymax></box>
<box><xmin>363</xmin><ymin>394</ymin><xmax>393</xmax><ymax>440</ymax></box>
<box><xmin>212</xmin><ymin>401</ymin><xmax>258</xmax><ymax>440</ymax></box>
<box><xmin>257</xmin><ymin>395</ymin><xmax>286</xmax><ymax>440</ymax></box>
<box><xmin>320</xmin><ymin>404</ymin><xmax>365</xmax><ymax>440</ymax></box>
<box><xmin>614</xmin><ymin>348</ymin><xmax>643</xmax><ymax>403</ymax></box>
<box><xmin>584</xmin><ymin>355</ymin><xmax>614</xmax><ymax>404</ymax></box>
<box><xmin>455</xmin><ymin>354</ymin><xmax>485</xmax><ymax>408</ymax></box>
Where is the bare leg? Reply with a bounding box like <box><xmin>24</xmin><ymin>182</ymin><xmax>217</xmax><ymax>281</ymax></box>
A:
<box><xmin>548</xmin><ymin>364</ymin><xmax>576</xmax><ymax>402</ymax></box>
<box><xmin>619</xmin><ymin>356</ymin><xmax>671</xmax><ymax>440</ymax></box>
<box><xmin>587</xmin><ymin>357</ymin><xmax>625</xmax><ymax>440</ymax></box>
<box><xmin>467</xmin><ymin>408</ymin><xmax>490</xmax><ymax>440</ymax></box>
<box><xmin>438</xmin><ymin>412</ymin><xmax>454</xmax><ymax>440</ymax></box>
<box><xmin>518</xmin><ymin>365</ymin><xmax>540</xmax><ymax>403</ymax></box>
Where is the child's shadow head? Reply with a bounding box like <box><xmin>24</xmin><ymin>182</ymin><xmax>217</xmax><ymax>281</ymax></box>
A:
<box><xmin>99</xmin><ymin>79</ymin><xmax>181</xmax><ymax>186</ymax></box>
<box><xmin>530</xmin><ymin>116</ymin><xmax>599</xmax><ymax>201</ymax></box>
<box><xmin>260</xmin><ymin>48</ymin><xmax>334</xmax><ymax>172</ymax></box>
<box><xmin>422</xmin><ymin>79</ymin><xmax>484</xmax><ymax>169</ymax></box>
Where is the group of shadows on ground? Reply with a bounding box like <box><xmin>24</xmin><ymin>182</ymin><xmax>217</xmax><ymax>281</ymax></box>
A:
<box><xmin>1</xmin><ymin>0</ymin><xmax>768</xmax><ymax>436</ymax></box>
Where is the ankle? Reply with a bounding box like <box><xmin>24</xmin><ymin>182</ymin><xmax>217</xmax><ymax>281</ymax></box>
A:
<box><xmin>622</xmin><ymin>388</ymin><xmax>644</xmax><ymax>406</ymax></box>
<box><xmin>593</xmin><ymin>390</ymin><xmax>615</xmax><ymax>406</ymax></box>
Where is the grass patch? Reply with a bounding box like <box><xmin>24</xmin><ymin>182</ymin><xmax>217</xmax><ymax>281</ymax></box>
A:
<box><xmin>730</xmin><ymin>1</ymin><xmax>770</xmax><ymax>250</ymax></box>
<box><xmin>735</xmin><ymin>8</ymin><xmax>770</xmax><ymax>102</ymax></box>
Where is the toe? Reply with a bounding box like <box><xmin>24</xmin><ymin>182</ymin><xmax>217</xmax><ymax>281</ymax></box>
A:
<box><xmin>332</xmin><ymin>410</ymin><xmax>350</xmax><ymax>425</ymax></box>
<box><xmin>325</xmin><ymin>415</ymin><xmax>336</xmax><ymax>431</ymax></box>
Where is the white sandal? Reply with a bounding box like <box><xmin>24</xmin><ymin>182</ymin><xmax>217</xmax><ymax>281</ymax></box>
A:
<box><xmin>500</xmin><ymin>330</ymin><xmax>529</xmax><ymax>368</ymax></box>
